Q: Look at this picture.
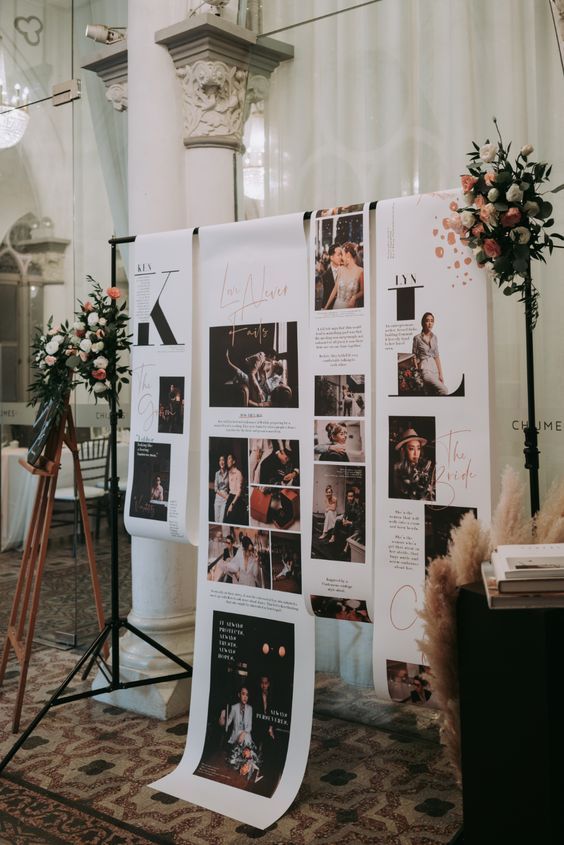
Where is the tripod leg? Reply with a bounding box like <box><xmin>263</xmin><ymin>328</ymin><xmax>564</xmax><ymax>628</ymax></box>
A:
<box><xmin>0</xmin><ymin>623</ymin><xmax>111</xmax><ymax>772</ymax></box>
<box><xmin>123</xmin><ymin>620</ymin><xmax>192</xmax><ymax>673</ymax></box>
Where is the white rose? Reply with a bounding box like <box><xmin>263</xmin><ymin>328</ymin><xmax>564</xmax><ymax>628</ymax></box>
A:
<box><xmin>73</xmin><ymin>320</ymin><xmax>83</xmax><ymax>330</ymax></box>
<box><xmin>79</xmin><ymin>338</ymin><xmax>92</xmax><ymax>353</ymax></box>
<box><xmin>460</xmin><ymin>210</ymin><xmax>475</xmax><ymax>229</ymax></box>
<box><xmin>524</xmin><ymin>200</ymin><xmax>540</xmax><ymax>217</ymax></box>
<box><xmin>479</xmin><ymin>142</ymin><xmax>498</xmax><ymax>163</ymax></box>
<box><xmin>51</xmin><ymin>334</ymin><xmax>64</xmax><ymax>347</ymax></box>
<box><xmin>98</xmin><ymin>317</ymin><xmax>107</xmax><ymax>326</ymax></box>
<box><xmin>87</xmin><ymin>311</ymin><xmax>99</xmax><ymax>326</ymax></box>
<box><xmin>45</xmin><ymin>340</ymin><xmax>59</xmax><ymax>355</ymax></box>
<box><xmin>93</xmin><ymin>382</ymin><xmax>108</xmax><ymax>394</ymax></box>
<box><xmin>520</xmin><ymin>144</ymin><xmax>534</xmax><ymax>157</ymax></box>
<box><xmin>93</xmin><ymin>355</ymin><xmax>109</xmax><ymax>369</ymax></box>
<box><xmin>506</xmin><ymin>184</ymin><xmax>523</xmax><ymax>203</ymax></box>
<box><xmin>487</xmin><ymin>188</ymin><xmax>499</xmax><ymax>202</ymax></box>
<box><xmin>510</xmin><ymin>226</ymin><xmax>531</xmax><ymax>245</ymax></box>
<box><xmin>92</xmin><ymin>341</ymin><xmax>105</xmax><ymax>352</ymax></box>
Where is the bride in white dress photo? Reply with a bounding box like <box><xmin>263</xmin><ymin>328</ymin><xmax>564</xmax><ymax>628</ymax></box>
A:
<box><xmin>323</xmin><ymin>242</ymin><xmax>364</xmax><ymax>310</ymax></box>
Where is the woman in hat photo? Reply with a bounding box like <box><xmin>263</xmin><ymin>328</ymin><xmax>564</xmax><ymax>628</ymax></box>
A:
<box><xmin>391</xmin><ymin>427</ymin><xmax>435</xmax><ymax>500</ymax></box>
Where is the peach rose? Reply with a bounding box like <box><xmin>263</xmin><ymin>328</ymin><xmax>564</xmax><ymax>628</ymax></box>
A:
<box><xmin>483</xmin><ymin>239</ymin><xmax>502</xmax><ymax>258</ymax></box>
<box><xmin>484</xmin><ymin>171</ymin><xmax>497</xmax><ymax>186</ymax></box>
<box><xmin>92</xmin><ymin>368</ymin><xmax>107</xmax><ymax>380</ymax></box>
<box><xmin>474</xmin><ymin>194</ymin><xmax>486</xmax><ymax>209</ymax></box>
<box><xmin>106</xmin><ymin>287</ymin><xmax>121</xmax><ymax>299</ymax></box>
<box><xmin>449</xmin><ymin>213</ymin><xmax>464</xmax><ymax>234</ymax></box>
<box><xmin>500</xmin><ymin>207</ymin><xmax>522</xmax><ymax>227</ymax></box>
<box><xmin>479</xmin><ymin>203</ymin><xmax>498</xmax><ymax>227</ymax></box>
<box><xmin>45</xmin><ymin>355</ymin><xmax>57</xmax><ymax>366</ymax></box>
<box><xmin>461</xmin><ymin>174</ymin><xmax>478</xmax><ymax>193</ymax></box>
<box><xmin>472</xmin><ymin>223</ymin><xmax>485</xmax><ymax>237</ymax></box>
<box><xmin>82</xmin><ymin>301</ymin><xmax>94</xmax><ymax>312</ymax></box>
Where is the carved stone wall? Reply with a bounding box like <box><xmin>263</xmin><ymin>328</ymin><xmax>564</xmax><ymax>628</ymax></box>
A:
<box><xmin>177</xmin><ymin>59</ymin><xmax>247</xmax><ymax>149</ymax></box>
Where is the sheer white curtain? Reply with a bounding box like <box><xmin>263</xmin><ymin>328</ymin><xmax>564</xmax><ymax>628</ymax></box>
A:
<box><xmin>258</xmin><ymin>0</ymin><xmax>564</xmax><ymax>683</ymax></box>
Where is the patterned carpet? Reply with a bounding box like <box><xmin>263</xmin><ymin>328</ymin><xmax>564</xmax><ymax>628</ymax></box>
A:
<box><xmin>0</xmin><ymin>534</ymin><xmax>462</xmax><ymax>844</ymax></box>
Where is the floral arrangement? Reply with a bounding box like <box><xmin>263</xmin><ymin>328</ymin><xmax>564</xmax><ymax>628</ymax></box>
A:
<box><xmin>228</xmin><ymin>741</ymin><xmax>262</xmax><ymax>780</ymax></box>
<box><xmin>29</xmin><ymin>318</ymin><xmax>77</xmax><ymax>411</ymax></box>
<box><xmin>69</xmin><ymin>276</ymin><xmax>131</xmax><ymax>400</ymax></box>
<box><xmin>452</xmin><ymin>119</ymin><xmax>563</xmax><ymax>326</ymax></box>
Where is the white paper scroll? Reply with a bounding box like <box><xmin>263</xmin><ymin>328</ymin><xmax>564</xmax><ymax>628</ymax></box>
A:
<box><xmin>151</xmin><ymin>213</ymin><xmax>315</xmax><ymax>830</ymax></box>
<box><xmin>124</xmin><ymin>230</ymin><xmax>193</xmax><ymax>542</ymax></box>
<box><xmin>372</xmin><ymin>191</ymin><xmax>492</xmax><ymax>705</ymax></box>
<box><xmin>303</xmin><ymin>203</ymin><xmax>374</xmax><ymax>624</ymax></box>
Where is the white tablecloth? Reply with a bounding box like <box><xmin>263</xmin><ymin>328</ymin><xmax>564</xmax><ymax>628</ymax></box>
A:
<box><xmin>1</xmin><ymin>444</ymin><xmax>129</xmax><ymax>551</ymax></box>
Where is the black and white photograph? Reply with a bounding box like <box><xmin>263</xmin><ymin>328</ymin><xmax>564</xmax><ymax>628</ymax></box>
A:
<box><xmin>249</xmin><ymin>486</ymin><xmax>300</xmax><ymax>533</ymax></box>
<box><xmin>386</xmin><ymin>660</ymin><xmax>434</xmax><ymax>706</ymax></box>
<box><xmin>129</xmin><ymin>442</ymin><xmax>171</xmax><ymax>522</ymax></box>
<box><xmin>209</xmin><ymin>322</ymin><xmax>299</xmax><ymax>408</ymax></box>
<box><xmin>249</xmin><ymin>439</ymin><xmax>300</xmax><ymax>487</ymax></box>
<box><xmin>389</xmin><ymin>416</ymin><xmax>436</xmax><ymax>502</ymax></box>
<box><xmin>208</xmin><ymin>437</ymin><xmax>249</xmax><ymax>526</ymax></box>
<box><xmin>311</xmin><ymin>465</ymin><xmax>365</xmax><ymax>562</ymax></box>
<box><xmin>158</xmin><ymin>377</ymin><xmax>185</xmax><ymax>434</ymax></box>
<box><xmin>310</xmin><ymin>596</ymin><xmax>370</xmax><ymax>622</ymax></box>
<box><xmin>314</xmin><ymin>374</ymin><xmax>365</xmax><ymax>417</ymax></box>
<box><xmin>207</xmin><ymin>524</ymin><xmax>271</xmax><ymax>589</ymax></box>
<box><xmin>314</xmin><ymin>209</ymin><xmax>364</xmax><ymax>311</ymax></box>
<box><xmin>194</xmin><ymin>611</ymin><xmax>294</xmax><ymax>797</ymax></box>
<box><xmin>271</xmin><ymin>532</ymin><xmax>302</xmax><ymax>595</ymax></box>
<box><xmin>314</xmin><ymin>419</ymin><xmax>365</xmax><ymax>464</ymax></box>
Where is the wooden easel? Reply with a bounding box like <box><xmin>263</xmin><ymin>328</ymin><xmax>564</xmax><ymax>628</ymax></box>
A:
<box><xmin>0</xmin><ymin>397</ymin><xmax>106</xmax><ymax>732</ymax></box>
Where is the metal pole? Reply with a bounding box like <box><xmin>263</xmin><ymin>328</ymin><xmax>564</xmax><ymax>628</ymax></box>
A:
<box><xmin>522</xmin><ymin>272</ymin><xmax>540</xmax><ymax>517</ymax></box>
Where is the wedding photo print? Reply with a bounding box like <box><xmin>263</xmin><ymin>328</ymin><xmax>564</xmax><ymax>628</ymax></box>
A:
<box><xmin>314</xmin><ymin>373</ymin><xmax>365</xmax><ymax>417</ymax></box>
<box><xmin>314</xmin><ymin>419</ymin><xmax>365</xmax><ymax>464</ymax></box>
<box><xmin>311</xmin><ymin>464</ymin><xmax>365</xmax><ymax>562</ymax></box>
<box><xmin>389</xmin><ymin>417</ymin><xmax>436</xmax><ymax>502</ymax></box>
<box><xmin>129</xmin><ymin>442</ymin><xmax>171</xmax><ymax>522</ymax></box>
<box><xmin>271</xmin><ymin>531</ymin><xmax>302</xmax><ymax>595</ymax></box>
<box><xmin>249</xmin><ymin>486</ymin><xmax>300</xmax><ymax>533</ymax></box>
<box><xmin>209</xmin><ymin>437</ymin><xmax>249</xmax><ymax>526</ymax></box>
<box><xmin>395</xmin><ymin>311</ymin><xmax>464</xmax><ymax>398</ymax></box>
<box><xmin>249</xmin><ymin>439</ymin><xmax>300</xmax><ymax>487</ymax></box>
<box><xmin>158</xmin><ymin>377</ymin><xmax>185</xmax><ymax>434</ymax></box>
<box><xmin>386</xmin><ymin>660</ymin><xmax>434</xmax><ymax>706</ymax></box>
<box><xmin>194</xmin><ymin>611</ymin><xmax>294</xmax><ymax>798</ymax></box>
<box><xmin>207</xmin><ymin>524</ymin><xmax>271</xmax><ymax>590</ymax></box>
<box><xmin>209</xmin><ymin>322</ymin><xmax>299</xmax><ymax>408</ymax></box>
<box><xmin>314</xmin><ymin>207</ymin><xmax>364</xmax><ymax>312</ymax></box>
<box><xmin>310</xmin><ymin>596</ymin><xmax>370</xmax><ymax>622</ymax></box>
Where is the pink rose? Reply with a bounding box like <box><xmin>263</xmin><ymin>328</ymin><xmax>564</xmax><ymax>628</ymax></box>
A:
<box><xmin>472</xmin><ymin>223</ymin><xmax>485</xmax><ymax>237</ymax></box>
<box><xmin>106</xmin><ymin>287</ymin><xmax>121</xmax><ymax>300</ymax></box>
<box><xmin>483</xmin><ymin>239</ymin><xmax>502</xmax><ymax>258</ymax></box>
<box><xmin>92</xmin><ymin>368</ymin><xmax>107</xmax><ymax>380</ymax></box>
<box><xmin>449</xmin><ymin>213</ymin><xmax>464</xmax><ymax>234</ymax></box>
<box><xmin>96</xmin><ymin>328</ymin><xmax>105</xmax><ymax>338</ymax></box>
<box><xmin>461</xmin><ymin>174</ymin><xmax>478</xmax><ymax>193</ymax></box>
<box><xmin>484</xmin><ymin>171</ymin><xmax>496</xmax><ymax>186</ymax></box>
<box><xmin>479</xmin><ymin>203</ymin><xmax>498</xmax><ymax>226</ymax></box>
<box><xmin>83</xmin><ymin>301</ymin><xmax>94</xmax><ymax>312</ymax></box>
<box><xmin>500</xmin><ymin>207</ymin><xmax>522</xmax><ymax>227</ymax></box>
<box><xmin>45</xmin><ymin>355</ymin><xmax>56</xmax><ymax>366</ymax></box>
<box><xmin>474</xmin><ymin>194</ymin><xmax>486</xmax><ymax>209</ymax></box>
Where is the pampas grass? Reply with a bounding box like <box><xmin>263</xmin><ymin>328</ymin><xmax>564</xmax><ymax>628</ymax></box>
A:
<box><xmin>419</xmin><ymin>466</ymin><xmax>563</xmax><ymax>782</ymax></box>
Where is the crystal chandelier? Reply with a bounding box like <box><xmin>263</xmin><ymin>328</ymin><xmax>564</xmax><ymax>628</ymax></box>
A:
<box><xmin>0</xmin><ymin>36</ymin><xmax>29</xmax><ymax>149</ymax></box>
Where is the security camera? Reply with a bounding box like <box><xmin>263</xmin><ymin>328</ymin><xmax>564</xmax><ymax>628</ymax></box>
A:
<box><xmin>85</xmin><ymin>24</ymin><xmax>126</xmax><ymax>44</ymax></box>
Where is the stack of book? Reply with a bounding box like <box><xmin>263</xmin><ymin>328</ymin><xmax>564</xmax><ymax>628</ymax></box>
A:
<box><xmin>481</xmin><ymin>543</ymin><xmax>564</xmax><ymax>609</ymax></box>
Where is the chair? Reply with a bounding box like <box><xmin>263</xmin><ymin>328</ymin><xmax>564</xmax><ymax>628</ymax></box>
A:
<box><xmin>54</xmin><ymin>437</ymin><xmax>110</xmax><ymax>539</ymax></box>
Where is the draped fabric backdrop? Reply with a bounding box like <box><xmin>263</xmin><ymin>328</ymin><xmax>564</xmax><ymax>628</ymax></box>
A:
<box><xmin>250</xmin><ymin>0</ymin><xmax>564</xmax><ymax>684</ymax></box>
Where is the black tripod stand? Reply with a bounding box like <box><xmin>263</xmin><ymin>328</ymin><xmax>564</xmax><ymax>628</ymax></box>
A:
<box><xmin>0</xmin><ymin>235</ymin><xmax>192</xmax><ymax>773</ymax></box>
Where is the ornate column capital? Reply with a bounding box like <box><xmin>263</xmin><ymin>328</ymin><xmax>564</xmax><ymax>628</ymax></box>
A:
<box><xmin>82</xmin><ymin>41</ymin><xmax>129</xmax><ymax>112</ymax></box>
<box><xmin>155</xmin><ymin>13</ymin><xmax>293</xmax><ymax>151</ymax></box>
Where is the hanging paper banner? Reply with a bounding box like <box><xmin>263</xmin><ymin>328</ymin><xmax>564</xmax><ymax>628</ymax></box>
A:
<box><xmin>303</xmin><ymin>203</ymin><xmax>373</xmax><ymax>623</ymax></box>
<box><xmin>372</xmin><ymin>191</ymin><xmax>492</xmax><ymax>705</ymax></box>
<box><xmin>151</xmin><ymin>214</ymin><xmax>315</xmax><ymax>830</ymax></box>
<box><xmin>124</xmin><ymin>230</ymin><xmax>193</xmax><ymax>542</ymax></box>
